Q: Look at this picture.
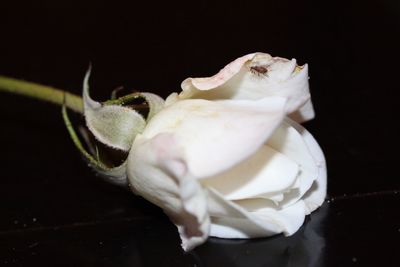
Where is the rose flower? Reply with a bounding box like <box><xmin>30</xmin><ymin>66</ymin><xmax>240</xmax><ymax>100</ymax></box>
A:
<box><xmin>83</xmin><ymin>53</ymin><xmax>327</xmax><ymax>251</ymax></box>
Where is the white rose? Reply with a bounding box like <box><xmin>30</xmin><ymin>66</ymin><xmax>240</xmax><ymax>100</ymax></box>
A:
<box><xmin>126</xmin><ymin>53</ymin><xmax>327</xmax><ymax>250</ymax></box>
<box><xmin>80</xmin><ymin>53</ymin><xmax>327</xmax><ymax>251</ymax></box>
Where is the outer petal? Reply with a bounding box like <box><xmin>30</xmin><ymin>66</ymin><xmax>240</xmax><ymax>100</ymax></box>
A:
<box><xmin>180</xmin><ymin>53</ymin><xmax>256</xmax><ymax>95</ymax></box>
<box><xmin>285</xmin><ymin>118</ymin><xmax>327</xmax><ymax>213</ymax></box>
<box><xmin>201</xmin><ymin>117</ymin><xmax>321</xmax><ymax>209</ymax></box>
<box><xmin>288</xmin><ymin>98</ymin><xmax>315</xmax><ymax>123</ymax></box>
<box><xmin>141</xmin><ymin>97</ymin><xmax>287</xmax><ymax>178</ymax></box>
<box><xmin>178</xmin><ymin>52</ymin><xmax>313</xmax><ymax>120</ymax></box>
<box><xmin>207</xmin><ymin>188</ymin><xmax>283</xmax><ymax>237</ymax></box>
<box><xmin>127</xmin><ymin>133</ymin><xmax>210</xmax><ymax>251</ymax></box>
<box><xmin>266</xmin><ymin>119</ymin><xmax>320</xmax><ymax>208</ymax></box>
<box><xmin>127</xmin><ymin>97</ymin><xmax>286</xmax><ymax>249</ymax></box>
<box><xmin>207</xmin><ymin>188</ymin><xmax>307</xmax><ymax>238</ymax></box>
<box><xmin>201</xmin><ymin>145</ymin><xmax>299</xmax><ymax>201</ymax></box>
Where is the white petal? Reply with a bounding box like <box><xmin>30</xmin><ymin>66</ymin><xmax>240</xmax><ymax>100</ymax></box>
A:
<box><xmin>201</xmin><ymin>145</ymin><xmax>299</xmax><ymax>200</ymax></box>
<box><xmin>266</xmin><ymin>119</ymin><xmax>320</xmax><ymax>208</ymax></box>
<box><xmin>164</xmin><ymin>92</ymin><xmax>179</xmax><ymax>106</ymax></box>
<box><xmin>234</xmin><ymin>198</ymin><xmax>307</xmax><ymax>236</ymax></box>
<box><xmin>126</xmin><ymin>133</ymin><xmax>209</xmax><ymax>251</ymax></box>
<box><xmin>266</xmin><ymin>58</ymin><xmax>297</xmax><ymax>81</ymax></box>
<box><xmin>179</xmin><ymin>53</ymin><xmax>311</xmax><ymax>115</ymax></box>
<box><xmin>207</xmin><ymin>188</ymin><xmax>283</xmax><ymax>237</ymax></box>
<box><xmin>207</xmin><ymin>189</ymin><xmax>307</xmax><ymax>238</ymax></box>
<box><xmin>285</xmin><ymin>118</ymin><xmax>327</xmax><ymax>213</ymax></box>
<box><xmin>141</xmin><ymin>97</ymin><xmax>286</xmax><ymax>178</ymax></box>
<box><xmin>258</xmin><ymin>200</ymin><xmax>307</xmax><ymax>236</ymax></box>
<box><xmin>180</xmin><ymin>53</ymin><xmax>257</xmax><ymax>97</ymax></box>
<box><xmin>288</xmin><ymin>98</ymin><xmax>315</xmax><ymax>123</ymax></box>
<box><xmin>83</xmin><ymin>68</ymin><xmax>146</xmax><ymax>151</ymax></box>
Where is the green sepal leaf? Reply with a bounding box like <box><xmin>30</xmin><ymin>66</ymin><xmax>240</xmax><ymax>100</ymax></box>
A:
<box><xmin>62</xmin><ymin>104</ymin><xmax>128</xmax><ymax>187</ymax></box>
<box><xmin>83</xmin><ymin>68</ymin><xmax>146</xmax><ymax>151</ymax></box>
<box><xmin>139</xmin><ymin>92</ymin><xmax>164</xmax><ymax>121</ymax></box>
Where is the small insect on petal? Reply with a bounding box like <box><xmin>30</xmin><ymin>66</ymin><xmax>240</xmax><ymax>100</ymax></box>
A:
<box><xmin>250</xmin><ymin>65</ymin><xmax>268</xmax><ymax>75</ymax></box>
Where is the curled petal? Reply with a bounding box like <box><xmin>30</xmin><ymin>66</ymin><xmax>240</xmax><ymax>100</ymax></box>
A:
<box><xmin>178</xmin><ymin>52</ymin><xmax>313</xmax><ymax>120</ymax></box>
<box><xmin>284</xmin><ymin>118</ymin><xmax>327</xmax><ymax>213</ymax></box>
<box><xmin>127</xmin><ymin>133</ymin><xmax>210</xmax><ymax>251</ymax></box>
<box><xmin>201</xmin><ymin>145</ymin><xmax>299</xmax><ymax>201</ymax></box>
<box><xmin>207</xmin><ymin>188</ymin><xmax>283</xmax><ymax>237</ymax></box>
<box><xmin>180</xmin><ymin>53</ymin><xmax>256</xmax><ymax>94</ymax></box>
<box><xmin>266</xmin><ymin>119</ymin><xmax>320</xmax><ymax>208</ymax></box>
<box><xmin>201</xmin><ymin>116</ymin><xmax>322</xmax><ymax>209</ymax></box>
<box><xmin>288</xmin><ymin>98</ymin><xmax>315</xmax><ymax>123</ymax></box>
<box><xmin>140</xmin><ymin>97</ymin><xmax>287</xmax><ymax>178</ymax></box>
<box><xmin>83</xmin><ymin>68</ymin><xmax>146</xmax><ymax>151</ymax></box>
<box><xmin>208</xmin><ymin>188</ymin><xmax>307</xmax><ymax>238</ymax></box>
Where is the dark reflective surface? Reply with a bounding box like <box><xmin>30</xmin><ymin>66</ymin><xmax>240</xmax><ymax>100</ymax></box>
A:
<box><xmin>0</xmin><ymin>0</ymin><xmax>399</xmax><ymax>266</ymax></box>
<box><xmin>1</xmin><ymin>195</ymin><xmax>398</xmax><ymax>266</ymax></box>
<box><xmin>193</xmin><ymin>203</ymin><xmax>328</xmax><ymax>267</ymax></box>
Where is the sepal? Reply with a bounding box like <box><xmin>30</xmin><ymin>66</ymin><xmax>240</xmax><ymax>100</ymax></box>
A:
<box><xmin>62</xmin><ymin>104</ymin><xmax>128</xmax><ymax>186</ymax></box>
<box><xmin>83</xmin><ymin>68</ymin><xmax>146</xmax><ymax>151</ymax></box>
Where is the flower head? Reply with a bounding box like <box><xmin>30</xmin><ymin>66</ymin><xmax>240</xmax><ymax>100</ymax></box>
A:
<box><xmin>78</xmin><ymin>53</ymin><xmax>327</xmax><ymax>251</ymax></box>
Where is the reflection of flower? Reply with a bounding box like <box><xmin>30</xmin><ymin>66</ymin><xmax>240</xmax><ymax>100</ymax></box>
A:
<box><xmin>80</xmin><ymin>53</ymin><xmax>327</xmax><ymax>251</ymax></box>
<box><xmin>191</xmin><ymin>202</ymin><xmax>328</xmax><ymax>267</ymax></box>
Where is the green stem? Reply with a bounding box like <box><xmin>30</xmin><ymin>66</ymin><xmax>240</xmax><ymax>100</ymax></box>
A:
<box><xmin>0</xmin><ymin>75</ymin><xmax>83</xmax><ymax>113</ymax></box>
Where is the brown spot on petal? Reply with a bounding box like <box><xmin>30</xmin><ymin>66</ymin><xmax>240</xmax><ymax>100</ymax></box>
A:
<box><xmin>250</xmin><ymin>65</ymin><xmax>268</xmax><ymax>75</ymax></box>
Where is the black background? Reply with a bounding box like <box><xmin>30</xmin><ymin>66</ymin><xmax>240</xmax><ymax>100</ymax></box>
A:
<box><xmin>0</xmin><ymin>1</ymin><xmax>399</xmax><ymax>266</ymax></box>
